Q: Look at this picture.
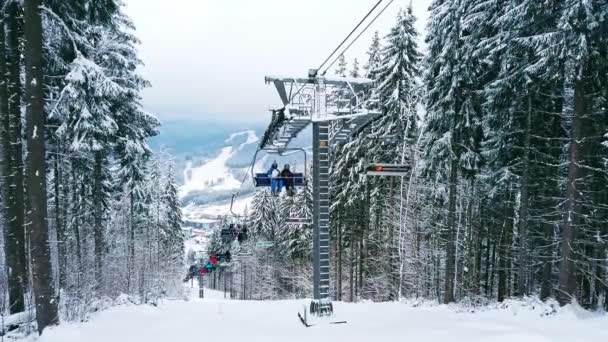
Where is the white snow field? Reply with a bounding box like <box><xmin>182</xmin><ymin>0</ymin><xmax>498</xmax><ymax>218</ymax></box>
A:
<box><xmin>182</xmin><ymin>194</ymin><xmax>253</xmax><ymax>218</ymax></box>
<box><xmin>180</xmin><ymin>146</ymin><xmax>243</xmax><ymax>197</ymax></box>
<box><xmin>32</xmin><ymin>287</ymin><xmax>608</xmax><ymax>342</ymax></box>
<box><xmin>179</xmin><ymin>130</ymin><xmax>259</xmax><ymax>199</ymax></box>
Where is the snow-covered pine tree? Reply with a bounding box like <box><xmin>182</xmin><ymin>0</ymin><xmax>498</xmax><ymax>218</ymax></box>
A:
<box><xmin>373</xmin><ymin>6</ymin><xmax>421</xmax><ymax>165</ymax></box>
<box><xmin>279</xmin><ymin>191</ymin><xmax>311</xmax><ymax>261</ymax></box>
<box><xmin>161</xmin><ymin>162</ymin><xmax>185</xmax><ymax>290</ymax></box>
<box><xmin>548</xmin><ymin>0</ymin><xmax>608</xmax><ymax>306</ymax></box>
<box><xmin>364</xmin><ymin>31</ymin><xmax>382</xmax><ymax>80</ymax></box>
<box><xmin>330</xmin><ymin>54</ymin><xmax>350</xmax><ymax>111</ymax></box>
<box><xmin>336</xmin><ymin>54</ymin><xmax>348</xmax><ymax>77</ymax></box>
<box><xmin>368</xmin><ymin>6</ymin><xmax>422</xmax><ymax>300</ymax></box>
<box><xmin>350</xmin><ymin>58</ymin><xmax>360</xmax><ymax>78</ymax></box>
<box><xmin>478</xmin><ymin>0</ymin><xmax>560</xmax><ymax>301</ymax></box>
<box><xmin>249</xmin><ymin>190</ymin><xmax>281</xmax><ymax>242</ymax></box>
<box><xmin>420</xmin><ymin>0</ymin><xmax>483</xmax><ymax>304</ymax></box>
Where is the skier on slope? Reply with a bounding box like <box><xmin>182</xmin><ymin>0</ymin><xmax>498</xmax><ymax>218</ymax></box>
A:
<box><xmin>267</xmin><ymin>161</ymin><xmax>282</xmax><ymax>194</ymax></box>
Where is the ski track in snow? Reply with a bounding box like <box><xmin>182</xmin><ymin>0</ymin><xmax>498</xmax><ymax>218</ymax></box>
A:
<box><xmin>33</xmin><ymin>286</ymin><xmax>608</xmax><ymax>342</ymax></box>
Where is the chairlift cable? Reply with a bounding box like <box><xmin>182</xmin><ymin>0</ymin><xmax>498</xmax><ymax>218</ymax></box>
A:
<box><xmin>317</xmin><ymin>0</ymin><xmax>384</xmax><ymax>72</ymax></box>
<box><xmin>229</xmin><ymin>150</ymin><xmax>259</xmax><ymax>215</ymax></box>
<box><xmin>321</xmin><ymin>0</ymin><xmax>394</xmax><ymax>76</ymax></box>
<box><xmin>323</xmin><ymin>0</ymin><xmax>608</xmax><ymax>77</ymax></box>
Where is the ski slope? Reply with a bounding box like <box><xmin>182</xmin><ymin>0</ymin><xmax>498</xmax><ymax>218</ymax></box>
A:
<box><xmin>179</xmin><ymin>130</ymin><xmax>260</xmax><ymax>199</ymax></box>
<box><xmin>182</xmin><ymin>194</ymin><xmax>253</xmax><ymax>218</ymax></box>
<box><xmin>34</xmin><ymin>287</ymin><xmax>608</xmax><ymax>342</ymax></box>
<box><xmin>180</xmin><ymin>146</ymin><xmax>243</xmax><ymax>197</ymax></box>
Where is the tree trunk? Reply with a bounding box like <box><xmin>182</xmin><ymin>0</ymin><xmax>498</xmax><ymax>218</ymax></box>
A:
<box><xmin>0</xmin><ymin>7</ymin><xmax>26</xmax><ymax>314</ymax></box>
<box><xmin>517</xmin><ymin>96</ymin><xmax>532</xmax><ymax>297</ymax></box>
<box><xmin>444</xmin><ymin>158</ymin><xmax>458</xmax><ymax>304</ymax></box>
<box><xmin>71</xmin><ymin>168</ymin><xmax>82</xmax><ymax>271</ymax></box>
<box><xmin>128</xmin><ymin>191</ymin><xmax>135</xmax><ymax>292</ymax></box>
<box><xmin>498</xmin><ymin>190</ymin><xmax>514</xmax><ymax>302</ymax></box>
<box><xmin>336</xmin><ymin>213</ymin><xmax>342</xmax><ymax>301</ymax></box>
<box><xmin>540</xmin><ymin>218</ymin><xmax>553</xmax><ymax>301</ymax></box>
<box><xmin>3</xmin><ymin>1</ymin><xmax>26</xmax><ymax>314</ymax></box>
<box><xmin>488</xmin><ymin>235</ymin><xmax>496</xmax><ymax>297</ymax></box>
<box><xmin>357</xmin><ymin>238</ymin><xmax>364</xmax><ymax>298</ymax></box>
<box><xmin>93</xmin><ymin>151</ymin><xmax>104</xmax><ymax>292</ymax></box>
<box><xmin>483</xmin><ymin>231</ymin><xmax>491</xmax><ymax>296</ymax></box>
<box><xmin>349</xmin><ymin>245</ymin><xmax>354</xmax><ymax>302</ymax></box>
<box><xmin>472</xmin><ymin>198</ymin><xmax>482</xmax><ymax>296</ymax></box>
<box><xmin>24</xmin><ymin>0</ymin><xmax>59</xmax><ymax>332</ymax></box>
<box><xmin>54</xmin><ymin>147</ymin><xmax>66</xmax><ymax>290</ymax></box>
<box><xmin>558</xmin><ymin>78</ymin><xmax>586</xmax><ymax>306</ymax></box>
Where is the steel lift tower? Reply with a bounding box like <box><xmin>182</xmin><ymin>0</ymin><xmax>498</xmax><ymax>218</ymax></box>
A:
<box><xmin>260</xmin><ymin>70</ymin><xmax>380</xmax><ymax>319</ymax></box>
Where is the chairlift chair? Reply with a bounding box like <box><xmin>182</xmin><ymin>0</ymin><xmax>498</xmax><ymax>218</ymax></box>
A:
<box><xmin>252</xmin><ymin>147</ymin><xmax>308</xmax><ymax>189</ymax></box>
<box><xmin>285</xmin><ymin>216</ymin><xmax>311</xmax><ymax>225</ymax></box>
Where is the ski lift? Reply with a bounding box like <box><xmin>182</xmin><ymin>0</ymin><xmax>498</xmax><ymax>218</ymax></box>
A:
<box><xmin>285</xmin><ymin>217</ymin><xmax>311</xmax><ymax>225</ymax></box>
<box><xmin>220</xmin><ymin>223</ymin><xmax>241</xmax><ymax>244</ymax></box>
<box><xmin>285</xmin><ymin>203</ymin><xmax>311</xmax><ymax>226</ymax></box>
<box><xmin>252</xmin><ymin>148</ymin><xmax>307</xmax><ymax>189</ymax></box>
<box><xmin>237</xmin><ymin>226</ymin><xmax>248</xmax><ymax>243</ymax></box>
<box><xmin>365</xmin><ymin>163</ymin><xmax>410</xmax><ymax>177</ymax></box>
<box><xmin>227</xmin><ymin>195</ymin><xmax>250</xmax><ymax>244</ymax></box>
<box><xmin>217</xmin><ymin>251</ymin><xmax>231</xmax><ymax>263</ymax></box>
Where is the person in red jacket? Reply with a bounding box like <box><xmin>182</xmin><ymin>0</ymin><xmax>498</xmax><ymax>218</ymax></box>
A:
<box><xmin>210</xmin><ymin>253</ymin><xmax>217</xmax><ymax>265</ymax></box>
<box><xmin>199</xmin><ymin>266</ymin><xmax>206</xmax><ymax>276</ymax></box>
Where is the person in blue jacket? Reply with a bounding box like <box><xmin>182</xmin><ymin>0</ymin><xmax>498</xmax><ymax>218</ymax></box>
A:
<box><xmin>267</xmin><ymin>161</ymin><xmax>282</xmax><ymax>194</ymax></box>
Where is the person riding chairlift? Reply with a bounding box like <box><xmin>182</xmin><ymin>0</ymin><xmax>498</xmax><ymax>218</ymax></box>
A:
<box><xmin>267</xmin><ymin>161</ymin><xmax>282</xmax><ymax>194</ymax></box>
<box><xmin>281</xmin><ymin>164</ymin><xmax>294</xmax><ymax>195</ymax></box>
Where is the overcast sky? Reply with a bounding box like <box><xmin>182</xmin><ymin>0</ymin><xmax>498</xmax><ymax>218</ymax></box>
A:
<box><xmin>123</xmin><ymin>0</ymin><xmax>430</xmax><ymax>124</ymax></box>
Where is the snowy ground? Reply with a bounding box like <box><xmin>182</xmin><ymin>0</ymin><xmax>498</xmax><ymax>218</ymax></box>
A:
<box><xmin>32</xmin><ymin>284</ymin><xmax>608</xmax><ymax>342</ymax></box>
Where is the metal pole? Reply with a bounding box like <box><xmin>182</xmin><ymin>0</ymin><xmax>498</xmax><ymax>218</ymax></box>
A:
<box><xmin>199</xmin><ymin>275</ymin><xmax>204</xmax><ymax>298</ymax></box>
<box><xmin>313</xmin><ymin>122</ymin><xmax>321</xmax><ymax>300</ymax></box>
<box><xmin>312</xmin><ymin>121</ymin><xmax>331</xmax><ymax>301</ymax></box>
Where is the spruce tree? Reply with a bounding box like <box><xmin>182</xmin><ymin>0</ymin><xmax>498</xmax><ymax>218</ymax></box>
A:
<box><xmin>364</xmin><ymin>31</ymin><xmax>382</xmax><ymax>79</ymax></box>
<box><xmin>420</xmin><ymin>0</ymin><xmax>480</xmax><ymax>304</ymax></box>
<box><xmin>335</xmin><ymin>54</ymin><xmax>348</xmax><ymax>77</ymax></box>
<box><xmin>350</xmin><ymin>58</ymin><xmax>360</xmax><ymax>78</ymax></box>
